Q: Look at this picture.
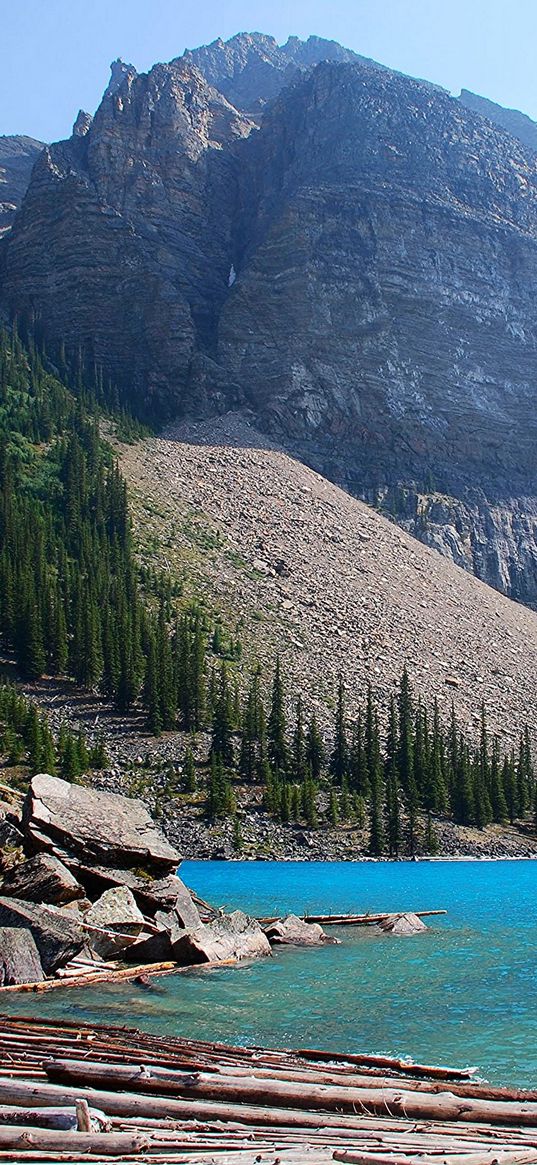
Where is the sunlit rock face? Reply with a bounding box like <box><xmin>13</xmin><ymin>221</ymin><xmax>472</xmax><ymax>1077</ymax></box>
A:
<box><xmin>1</xmin><ymin>60</ymin><xmax>254</xmax><ymax>415</ymax></box>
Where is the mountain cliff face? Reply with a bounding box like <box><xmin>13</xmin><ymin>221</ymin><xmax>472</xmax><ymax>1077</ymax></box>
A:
<box><xmin>2</xmin><ymin>61</ymin><xmax>253</xmax><ymax>414</ymax></box>
<box><xmin>3</xmin><ymin>34</ymin><xmax>537</xmax><ymax>605</ymax></box>
<box><xmin>0</xmin><ymin>135</ymin><xmax>44</xmax><ymax>237</ymax></box>
<box><xmin>459</xmin><ymin>89</ymin><xmax>537</xmax><ymax>153</ymax></box>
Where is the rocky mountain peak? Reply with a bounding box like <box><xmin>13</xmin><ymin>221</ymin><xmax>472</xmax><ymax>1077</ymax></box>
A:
<box><xmin>180</xmin><ymin>30</ymin><xmax>362</xmax><ymax>115</ymax></box>
<box><xmin>458</xmin><ymin>88</ymin><xmax>537</xmax><ymax>154</ymax></box>
<box><xmin>72</xmin><ymin>109</ymin><xmax>93</xmax><ymax>137</ymax></box>
<box><xmin>104</xmin><ymin>57</ymin><xmax>137</xmax><ymax>99</ymax></box>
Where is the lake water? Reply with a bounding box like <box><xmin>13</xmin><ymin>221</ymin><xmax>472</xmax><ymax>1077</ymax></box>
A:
<box><xmin>3</xmin><ymin>860</ymin><xmax>537</xmax><ymax>1087</ymax></box>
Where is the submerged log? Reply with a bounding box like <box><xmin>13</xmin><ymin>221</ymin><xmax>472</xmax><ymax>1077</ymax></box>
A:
<box><xmin>295</xmin><ymin>1046</ymin><xmax>477</xmax><ymax>1079</ymax></box>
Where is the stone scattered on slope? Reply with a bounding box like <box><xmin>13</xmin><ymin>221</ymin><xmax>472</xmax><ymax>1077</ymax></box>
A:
<box><xmin>264</xmin><ymin>914</ymin><xmax>333</xmax><ymax>946</ymax></box>
<box><xmin>172</xmin><ymin>910</ymin><xmax>271</xmax><ymax>965</ymax></box>
<box><xmin>24</xmin><ymin>774</ymin><xmax>180</xmax><ymax>875</ymax></box>
<box><xmin>85</xmin><ymin>886</ymin><xmax>145</xmax><ymax>934</ymax></box>
<box><xmin>379</xmin><ymin>912</ymin><xmax>427</xmax><ymax>936</ymax></box>
<box><xmin>0</xmin><ymin>897</ymin><xmax>83</xmax><ymax>973</ymax></box>
<box><xmin>0</xmin><ymin>926</ymin><xmax>44</xmax><ymax>985</ymax></box>
<box><xmin>0</xmin><ymin>854</ymin><xmax>85</xmax><ymax>906</ymax></box>
<box><xmin>122</xmin><ymin>416</ymin><xmax>537</xmax><ymax>753</ymax></box>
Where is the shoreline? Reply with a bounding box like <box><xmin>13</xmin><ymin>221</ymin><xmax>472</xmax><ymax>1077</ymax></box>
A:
<box><xmin>184</xmin><ymin>852</ymin><xmax>537</xmax><ymax>862</ymax></box>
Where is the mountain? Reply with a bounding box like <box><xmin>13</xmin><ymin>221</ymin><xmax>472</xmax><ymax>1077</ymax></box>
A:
<box><xmin>459</xmin><ymin>89</ymin><xmax>537</xmax><ymax>153</ymax></box>
<box><xmin>181</xmin><ymin>31</ymin><xmax>371</xmax><ymax>115</ymax></box>
<box><xmin>3</xmin><ymin>35</ymin><xmax>537</xmax><ymax>605</ymax></box>
<box><xmin>0</xmin><ymin>135</ymin><xmax>44</xmax><ymax>237</ymax></box>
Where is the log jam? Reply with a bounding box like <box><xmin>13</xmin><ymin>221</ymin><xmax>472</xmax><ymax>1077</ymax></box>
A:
<box><xmin>0</xmin><ymin>1014</ymin><xmax>535</xmax><ymax>1161</ymax></box>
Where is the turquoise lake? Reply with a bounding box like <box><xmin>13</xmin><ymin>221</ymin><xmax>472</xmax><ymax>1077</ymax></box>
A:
<box><xmin>3</xmin><ymin>860</ymin><xmax>537</xmax><ymax>1087</ymax></box>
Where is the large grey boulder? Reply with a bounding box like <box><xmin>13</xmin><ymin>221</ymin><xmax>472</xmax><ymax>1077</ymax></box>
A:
<box><xmin>264</xmin><ymin>914</ymin><xmax>334</xmax><ymax>946</ymax></box>
<box><xmin>0</xmin><ymin>926</ymin><xmax>44</xmax><ymax>985</ymax></box>
<box><xmin>172</xmin><ymin>910</ymin><xmax>271</xmax><ymax>966</ymax></box>
<box><xmin>23</xmin><ymin>774</ymin><xmax>180</xmax><ymax>875</ymax></box>
<box><xmin>0</xmin><ymin>854</ymin><xmax>84</xmax><ymax>905</ymax></box>
<box><xmin>85</xmin><ymin>886</ymin><xmax>145</xmax><ymax>934</ymax></box>
<box><xmin>136</xmin><ymin>876</ymin><xmax>202</xmax><ymax>926</ymax></box>
<box><xmin>0</xmin><ymin>897</ymin><xmax>83</xmax><ymax>973</ymax></box>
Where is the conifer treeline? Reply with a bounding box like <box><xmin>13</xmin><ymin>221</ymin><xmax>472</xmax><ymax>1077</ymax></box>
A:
<box><xmin>206</xmin><ymin>660</ymin><xmax>535</xmax><ymax>854</ymax></box>
<box><xmin>0</xmin><ymin>328</ymin><xmax>219</xmax><ymax>718</ymax></box>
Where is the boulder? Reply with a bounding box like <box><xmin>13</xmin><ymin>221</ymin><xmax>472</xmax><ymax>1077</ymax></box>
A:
<box><xmin>264</xmin><ymin>914</ymin><xmax>334</xmax><ymax>946</ymax></box>
<box><xmin>85</xmin><ymin>886</ymin><xmax>145</xmax><ymax>934</ymax></box>
<box><xmin>136</xmin><ymin>876</ymin><xmax>202</xmax><ymax>927</ymax></box>
<box><xmin>124</xmin><ymin>929</ymin><xmax>175</xmax><ymax>965</ymax></box>
<box><xmin>172</xmin><ymin>910</ymin><xmax>271</xmax><ymax>966</ymax></box>
<box><xmin>0</xmin><ymin>926</ymin><xmax>44</xmax><ymax>985</ymax></box>
<box><xmin>23</xmin><ymin>774</ymin><xmax>180</xmax><ymax>875</ymax></box>
<box><xmin>74</xmin><ymin>866</ymin><xmax>200</xmax><ymax>926</ymax></box>
<box><xmin>0</xmin><ymin>897</ymin><xmax>83</xmax><ymax>973</ymax></box>
<box><xmin>379</xmin><ymin>912</ymin><xmax>427</xmax><ymax>936</ymax></box>
<box><xmin>0</xmin><ymin>854</ymin><xmax>85</xmax><ymax>905</ymax></box>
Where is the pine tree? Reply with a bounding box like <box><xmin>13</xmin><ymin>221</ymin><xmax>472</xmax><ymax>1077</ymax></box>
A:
<box><xmin>328</xmin><ymin>788</ymin><xmax>339</xmax><ymax>827</ymax></box>
<box><xmin>384</xmin><ymin>697</ymin><xmax>401</xmax><ymax>858</ymax></box>
<box><xmin>291</xmin><ymin>696</ymin><xmax>307</xmax><ymax>783</ymax></box>
<box><xmin>211</xmin><ymin>663</ymin><xmax>234</xmax><ymax>766</ymax></box>
<box><xmin>268</xmin><ymin>656</ymin><xmax>287</xmax><ymax>773</ymax></box>
<box><xmin>368</xmin><ymin>713</ymin><xmax>385</xmax><ymax>856</ymax></box>
<box><xmin>330</xmin><ymin>675</ymin><xmax>348</xmax><ymax>785</ymax></box>
<box><xmin>305</xmin><ymin>712</ymin><xmax>325</xmax><ymax>781</ymax></box>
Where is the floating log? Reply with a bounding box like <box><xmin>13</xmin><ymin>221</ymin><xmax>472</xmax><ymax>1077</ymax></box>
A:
<box><xmin>256</xmin><ymin>909</ymin><xmax>447</xmax><ymax>927</ymax></box>
<box><xmin>0</xmin><ymin>960</ymin><xmax>177</xmax><ymax>993</ymax></box>
<box><xmin>333</xmin><ymin>1153</ymin><xmax>537</xmax><ymax>1165</ymax></box>
<box><xmin>43</xmin><ymin>1059</ymin><xmax>537</xmax><ymax>1126</ymax></box>
<box><xmin>295</xmin><ymin>1046</ymin><xmax>476</xmax><ymax>1080</ymax></box>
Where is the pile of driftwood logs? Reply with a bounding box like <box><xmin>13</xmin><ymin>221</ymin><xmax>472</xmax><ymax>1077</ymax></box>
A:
<box><xmin>0</xmin><ymin>1016</ymin><xmax>536</xmax><ymax>1162</ymax></box>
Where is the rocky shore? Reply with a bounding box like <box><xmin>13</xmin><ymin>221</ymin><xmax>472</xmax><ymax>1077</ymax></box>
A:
<box><xmin>0</xmin><ymin>774</ymin><xmax>336</xmax><ymax>990</ymax></box>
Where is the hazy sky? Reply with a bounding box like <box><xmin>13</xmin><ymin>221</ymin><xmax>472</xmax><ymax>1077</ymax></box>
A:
<box><xmin>2</xmin><ymin>0</ymin><xmax>536</xmax><ymax>141</ymax></box>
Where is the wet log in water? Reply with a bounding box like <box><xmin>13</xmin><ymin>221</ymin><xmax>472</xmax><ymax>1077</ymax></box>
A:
<box><xmin>0</xmin><ymin>1014</ymin><xmax>536</xmax><ymax>1161</ymax></box>
<box><xmin>257</xmin><ymin>909</ymin><xmax>448</xmax><ymax>927</ymax></box>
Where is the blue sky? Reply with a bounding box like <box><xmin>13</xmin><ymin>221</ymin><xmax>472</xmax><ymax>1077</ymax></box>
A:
<box><xmin>1</xmin><ymin>0</ymin><xmax>536</xmax><ymax>141</ymax></box>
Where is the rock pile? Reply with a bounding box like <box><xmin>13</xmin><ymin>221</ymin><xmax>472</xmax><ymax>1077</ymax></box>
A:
<box><xmin>0</xmin><ymin>774</ymin><xmax>276</xmax><ymax>987</ymax></box>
